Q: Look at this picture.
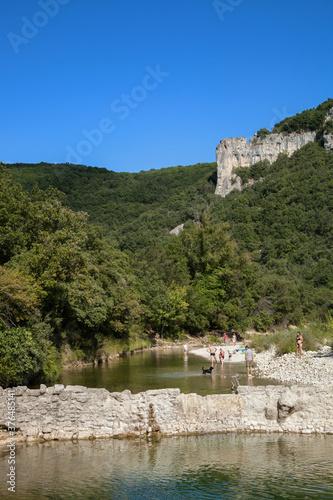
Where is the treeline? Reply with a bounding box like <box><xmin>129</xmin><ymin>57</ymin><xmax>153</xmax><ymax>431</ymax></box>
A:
<box><xmin>256</xmin><ymin>98</ymin><xmax>333</xmax><ymax>138</ymax></box>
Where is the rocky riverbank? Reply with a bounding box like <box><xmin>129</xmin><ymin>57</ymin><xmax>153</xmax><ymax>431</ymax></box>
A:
<box><xmin>254</xmin><ymin>346</ymin><xmax>333</xmax><ymax>387</ymax></box>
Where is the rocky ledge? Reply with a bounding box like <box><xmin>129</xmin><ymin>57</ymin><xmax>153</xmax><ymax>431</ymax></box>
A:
<box><xmin>254</xmin><ymin>346</ymin><xmax>333</xmax><ymax>387</ymax></box>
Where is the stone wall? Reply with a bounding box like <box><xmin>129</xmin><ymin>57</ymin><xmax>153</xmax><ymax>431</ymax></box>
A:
<box><xmin>1</xmin><ymin>384</ymin><xmax>333</xmax><ymax>444</ymax></box>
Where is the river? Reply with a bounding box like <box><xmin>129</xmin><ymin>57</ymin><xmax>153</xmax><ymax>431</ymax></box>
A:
<box><xmin>2</xmin><ymin>348</ymin><xmax>332</xmax><ymax>498</ymax></box>
<box><xmin>58</xmin><ymin>347</ymin><xmax>279</xmax><ymax>396</ymax></box>
<box><xmin>1</xmin><ymin>434</ymin><xmax>333</xmax><ymax>499</ymax></box>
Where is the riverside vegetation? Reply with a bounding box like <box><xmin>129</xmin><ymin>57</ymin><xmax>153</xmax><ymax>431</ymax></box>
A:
<box><xmin>1</xmin><ymin>99</ymin><xmax>333</xmax><ymax>386</ymax></box>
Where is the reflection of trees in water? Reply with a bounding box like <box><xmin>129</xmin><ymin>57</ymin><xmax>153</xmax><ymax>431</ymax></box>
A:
<box><xmin>2</xmin><ymin>435</ymin><xmax>333</xmax><ymax>498</ymax></box>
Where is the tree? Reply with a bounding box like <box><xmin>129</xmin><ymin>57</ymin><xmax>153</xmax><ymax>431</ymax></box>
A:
<box><xmin>0</xmin><ymin>325</ymin><xmax>57</xmax><ymax>387</ymax></box>
<box><xmin>0</xmin><ymin>266</ymin><xmax>39</xmax><ymax>327</ymax></box>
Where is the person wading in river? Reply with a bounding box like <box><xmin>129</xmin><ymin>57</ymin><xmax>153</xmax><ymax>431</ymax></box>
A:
<box><xmin>245</xmin><ymin>345</ymin><xmax>254</xmax><ymax>377</ymax></box>
<box><xmin>207</xmin><ymin>344</ymin><xmax>217</xmax><ymax>365</ymax></box>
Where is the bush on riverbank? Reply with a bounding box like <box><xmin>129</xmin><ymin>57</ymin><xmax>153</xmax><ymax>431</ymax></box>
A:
<box><xmin>0</xmin><ymin>326</ymin><xmax>61</xmax><ymax>387</ymax></box>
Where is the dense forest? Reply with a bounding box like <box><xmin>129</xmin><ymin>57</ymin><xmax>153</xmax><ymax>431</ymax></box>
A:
<box><xmin>1</xmin><ymin>100</ymin><xmax>333</xmax><ymax>386</ymax></box>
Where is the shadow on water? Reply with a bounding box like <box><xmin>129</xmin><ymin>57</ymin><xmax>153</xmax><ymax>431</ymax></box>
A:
<box><xmin>58</xmin><ymin>347</ymin><xmax>280</xmax><ymax>395</ymax></box>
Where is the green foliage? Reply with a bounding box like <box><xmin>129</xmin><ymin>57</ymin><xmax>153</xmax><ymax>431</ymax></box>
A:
<box><xmin>171</xmin><ymin>215</ymin><xmax>258</xmax><ymax>332</ymax></box>
<box><xmin>251</xmin><ymin>323</ymin><xmax>329</xmax><ymax>357</ymax></box>
<box><xmin>272</xmin><ymin>99</ymin><xmax>333</xmax><ymax>134</ymax></box>
<box><xmin>234</xmin><ymin>160</ymin><xmax>270</xmax><ymax>186</ymax></box>
<box><xmin>0</xmin><ymin>325</ymin><xmax>55</xmax><ymax>387</ymax></box>
<box><xmin>8</xmin><ymin>161</ymin><xmax>217</xmax><ymax>251</ymax></box>
<box><xmin>273</xmin><ymin>331</ymin><xmax>297</xmax><ymax>356</ymax></box>
<box><xmin>256</xmin><ymin>128</ymin><xmax>270</xmax><ymax>139</ymax></box>
<box><xmin>214</xmin><ymin>142</ymin><xmax>333</xmax><ymax>326</ymax></box>
<box><xmin>0</xmin><ymin>266</ymin><xmax>39</xmax><ymax>327</ymax></box>
<box><xmin>325</xmin><ymin>120</ymin><xmax>333</xmax><ymax>133</ymax></box>
<box><xmin>250</xmin><ymin>334</ymin><xmax>274</xmax><ymax>353</ymax></box>
<box><xmin>209</xmin><ymin>334</ymin><xmax>220</xmax><ymax>343</ymax></box>
<box><xmin>0</xmin><ymin>99</ymin><xmax>333</xmax><ymax>378</ymax></box>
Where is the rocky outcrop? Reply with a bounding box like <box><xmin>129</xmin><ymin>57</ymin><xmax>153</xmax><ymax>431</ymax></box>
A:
<box><xmin>323</xmin><ymin>107</ymin><xmax>333</xmax><ymax>150</ymax></box>
<box><xmin>215</xmin><ymin>108</ymin><xmax>333</xmax><ymax>197</ymax></box>
<box><xmin>215</xmin><ymin>131</ymin><xmax>317</xmax><ymax>197</ymax></box>
<box><xmin>1</xmin><ymin>384</ymin><xmax>332</xmax><ymax>445</ymax></box>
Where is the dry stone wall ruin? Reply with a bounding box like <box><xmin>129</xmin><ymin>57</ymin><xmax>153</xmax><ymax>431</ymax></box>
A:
<box><xmin>1</xmin><ymin>384</ymin><xmax>333</xmax><ymax>445</ymax></box>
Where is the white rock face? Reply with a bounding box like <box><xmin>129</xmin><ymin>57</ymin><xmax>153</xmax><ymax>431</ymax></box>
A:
<box><xmin>215</xmin><ymin>107</ymin><xmax>333</xmax><ymax>197</ymax></box>
<box><xmin>215</xmin><ymin>131</ymin><xmax>317</xmax><ymax>197</ymax></box>
<box><xmin>170</xmin><ymin>223</ymin><xmax>184</xmax><ymax>235</ymax></box>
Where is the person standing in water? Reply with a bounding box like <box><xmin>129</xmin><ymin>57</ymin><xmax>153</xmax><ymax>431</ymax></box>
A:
<box><xmin>296</xmin><ymin>332</ymin><xmax>303</xmax><ymax>358</ymax></box>
<box><xmin>245</xmin><ymin>345</ymin><xmax>254</xmax><ymax>376</ymax></box>
<box><xmin>219</xmin><ymin>348</ymin><xmax>225</xmax><ymax>365</ymax></box>
<box><xmin>207</xmin><ymin>344</ymin><xmax>217</xmax><ymax>365</ymax></box>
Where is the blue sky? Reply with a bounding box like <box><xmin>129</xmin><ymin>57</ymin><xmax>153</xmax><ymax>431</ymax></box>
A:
<box><xmin>1</xmin><ymin>0</ymin><xmax>332</xmax><ymax>172</ymax></box>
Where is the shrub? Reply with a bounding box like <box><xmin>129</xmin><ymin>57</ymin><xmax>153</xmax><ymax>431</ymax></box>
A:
<box><xmin>0</xmin><ymin>326</ymin><xmax>52</xmax><ymax>387</ymax></box>
<box><xmin>250</xmin><ymin>333</ymin><xmax>274</xmax><ymax>353</ymax></box>
<box><xmin>274</xmin><ymin>331</ymin><xmax>296</xmax><ymax>356</ymax></box>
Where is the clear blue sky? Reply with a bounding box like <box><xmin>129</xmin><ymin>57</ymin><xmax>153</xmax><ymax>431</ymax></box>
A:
<box><xmin>1</xmin><ymin>0</ymin><xmax>332</xmax><ymax>172</ymax></box>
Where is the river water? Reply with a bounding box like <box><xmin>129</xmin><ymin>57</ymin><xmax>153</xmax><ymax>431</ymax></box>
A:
<box><xmin>59</xmin><ymin>347</ymin><xmax>279</xmax><ymax>396</ymax></box>
<box><xmin>1</xmin><ymin>434</ymin><xmax>333</xmax><ymax>499</ymax></box>
<box><xmin>2</xmin><ymin>348</ymin><xmax>332</xmax><ymax>498</ymax></box>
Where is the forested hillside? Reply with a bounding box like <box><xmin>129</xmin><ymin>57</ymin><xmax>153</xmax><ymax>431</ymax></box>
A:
<box><xmin>213</xmin><ymin>142</ymin><xmax>333</xmax><ymax>328</ymax></box>
<box><xmin>1</xmin><ymin>101</ymin><xmax>333</xmax><ymax>386</ymax></box>
<box><xmin>8</xmin><ymin>162</ymin><xmax>217</xmax><ymax>250</ymax></box>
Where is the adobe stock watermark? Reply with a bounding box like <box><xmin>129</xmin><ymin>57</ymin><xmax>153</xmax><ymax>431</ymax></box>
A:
<box><xmin>213</xmin><ymin>0</ymin><xmax>244</xmax><ymax>21</ymax></box>
<box><xmin>269</xmin><ymin>106</ymin><xmax>289</xmax><ymax>130</ymax></box>
<box><xmin>65</xmin><ymin>65</ymin><xmax>169</xmax><ymax>165</ymax></box>
<box><xmin>7</xmin><ymin>389</ymin><xmax>16</xmax><ymax>493</ymax></box>
<box><xmin>7</xmin><ymin>0</ymin><xmax>71</xmax><ymax>54</ymax></box>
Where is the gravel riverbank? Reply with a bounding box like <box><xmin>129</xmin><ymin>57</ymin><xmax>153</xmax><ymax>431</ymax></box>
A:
<box><xmin>191</xmin><ymin>343</ymin><xmax>333</xmax><ymax>387</ymax></box>
<box><xmin>254</xmin><ymin>346</ymin><xmax>333</xmax><ymax>387</ymax></box>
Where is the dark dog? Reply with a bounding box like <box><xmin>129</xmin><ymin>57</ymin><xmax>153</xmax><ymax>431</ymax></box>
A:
<box><xmin>202</xmin><ymin>366</ymin><xmax>214</xmax><ymax>374</ymax></box>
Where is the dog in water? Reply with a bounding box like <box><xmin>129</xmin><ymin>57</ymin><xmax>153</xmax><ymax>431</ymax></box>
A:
<box><xmin>202</xmin><ymin>366</ymin><xmax>214</xmax><ymax>374</ymax></box>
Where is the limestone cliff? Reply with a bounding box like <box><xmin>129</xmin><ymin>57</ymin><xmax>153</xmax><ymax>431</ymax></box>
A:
<box><xmin>215</xmin><ymin>110</ymin><xmax>333</xmax><ymax>197</ymax></box>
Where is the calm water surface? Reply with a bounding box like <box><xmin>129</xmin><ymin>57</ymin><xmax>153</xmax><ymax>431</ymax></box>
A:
<box><xmin>59</xmin><ymin>347</ymin><xmax>279</xmax><ymax>396</ymax></box>
<box><xmin>1</xmin><ymin>434</ymin><xmax>333</xmax><ymax>499</ymax></box>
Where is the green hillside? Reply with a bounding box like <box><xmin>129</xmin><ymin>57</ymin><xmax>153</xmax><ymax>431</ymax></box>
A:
<box><xmin>8</xmin><ymin>161</ymin><xmax>217</xmax><ymax>250</ymax></box>
<box><xmin>1</xmin><ymin>100</ymin><xmax>333</xmax><ymax>386</ymax></box>
<box><xmin>213</xmin><ymin>141</ymin><xmax>333</xmax><ymax>326</ymax></box>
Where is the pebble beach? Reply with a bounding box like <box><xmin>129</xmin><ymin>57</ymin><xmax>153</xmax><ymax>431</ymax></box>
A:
<box><xmin>191</xmin><ymin>343</ymin><xmax>333</xmax><ymax>387</ymax></box>
<box><xmin>254</xmin><ymin>346</ymin><xmax>333</xmax><ymax>387</ymax></box>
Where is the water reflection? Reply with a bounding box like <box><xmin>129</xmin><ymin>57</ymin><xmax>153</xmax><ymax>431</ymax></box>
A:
<box><xmin>0</xmin><ymin>434</ymin><xmax>332</xmax><ymax>499</ymax></box>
